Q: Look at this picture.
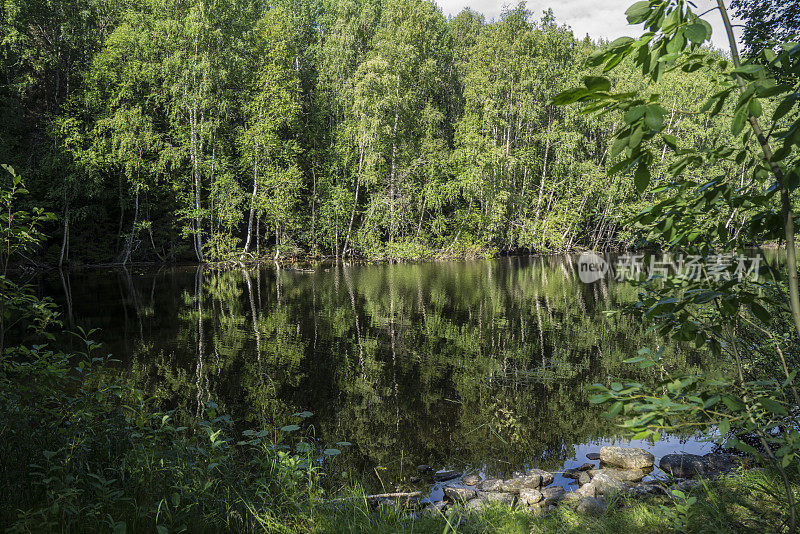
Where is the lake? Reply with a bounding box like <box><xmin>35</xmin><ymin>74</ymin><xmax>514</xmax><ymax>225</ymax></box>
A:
<box><xmin>35</xmin><ymin>254</ymin><xmax>717</xmax><ymax>494</ymax></box>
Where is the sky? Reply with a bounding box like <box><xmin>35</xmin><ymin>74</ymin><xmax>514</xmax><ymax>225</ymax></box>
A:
<box><xmin>435</xmin><ymin>0</ymin><xmax>743</xmax><ymax>51</ymax></box>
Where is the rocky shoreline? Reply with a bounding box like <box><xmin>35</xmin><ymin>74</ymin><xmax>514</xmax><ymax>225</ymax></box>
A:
<box><xmin>377</xmin><ymin>447</ymin><xmax>745</xmax><ymax>519</ymax></box>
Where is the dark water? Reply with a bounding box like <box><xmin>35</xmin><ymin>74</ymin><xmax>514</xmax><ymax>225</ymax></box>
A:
<box><xmin>36</xmin><ymin>255</ymin><xmax>718</xmax><ymax>493</ymax></box>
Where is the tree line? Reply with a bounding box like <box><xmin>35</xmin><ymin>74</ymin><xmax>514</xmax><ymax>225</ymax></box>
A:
<box><xmin>0</xmin><ymin>0</ymin><xmax>745</xmax><ymax>264</ymax></box>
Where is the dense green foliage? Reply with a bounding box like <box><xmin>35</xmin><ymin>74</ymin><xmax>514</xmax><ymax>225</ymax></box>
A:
<box><xmin>553</xmin><ymin>0</ymin><xmax>800</xmax><ymax>531</ymax></box>
<box><xmin>0</xmin><ymin>0</ymin><xmax>749</xmax><ymax>263</ymax></box>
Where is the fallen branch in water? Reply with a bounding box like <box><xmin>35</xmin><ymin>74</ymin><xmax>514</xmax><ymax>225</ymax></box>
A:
<box><xmin>324</xmin><ymin>491</ymin><xmax>423</xmax><ymax>504</ymax></box>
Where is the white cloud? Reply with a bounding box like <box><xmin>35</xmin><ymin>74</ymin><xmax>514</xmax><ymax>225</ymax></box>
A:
<box><xmin>435</xmin><ymin>0</ymin><xmax>743</xmax><ymax>52</ymax></box>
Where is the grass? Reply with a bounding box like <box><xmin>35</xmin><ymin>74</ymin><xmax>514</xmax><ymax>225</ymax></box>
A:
<box><xmin>310</xmin><ymin>469</ymin><xmax>796</xmax><ymax>533</ymax></box>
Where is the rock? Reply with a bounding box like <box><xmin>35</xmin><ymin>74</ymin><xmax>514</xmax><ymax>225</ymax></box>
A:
<box><xmin>422</xmin><ymin>501</ymin><xmax>447</xmax><ymax>517</ymax></box>
<box><xmin>479</xmin><ymin>491</ymin><xmax>515</xmax><ymax>505</ymax></box>
<box><xmin>562</xmin><ymin>468</ymin><xmax>581</xmax><ymax>479</ymax></box>
<box><xmin>528</xmin><ymin>504</ymin><xmax>547</xmax><ymax>516</ymax></box>
<box><xmin>600</xmin><ymin>446</ymin><xmax>655</xmax><ymax>469</ymax></box>
<box><xmin>477</xmin><ymin>478</ymin><xmax>504</xmax><ymax>492</ymax></box>
<box><xmin>659</xmin><ymin>454</ymin><xmax>706</xmax><ymax>478</ymax></box>
<box><xmin>671</xmin><ymin>479</ymin><xmax>699</xmax><ymax>493</ymax></box>
<box><xmin>541</xmin><ymin>486</ymin><xmax>565</xmax><ymax>505</ymax></box>
<box><xmin>703</xmin><ymin>453</ymin><xmax>738</xmax><ymax>474</ymax></box>
<box><xmin>466</xmin><ymin>498</ymin><xmax>489</xmax><ymax>512</ymax></box>
<box><xmin>577</xmin><ymin>496</ymin><xmax>607</xmax><ymax>516</ymax></box>
<box><xmin>434</xmin><ymin>470</ymin><xmax>462</xmax><ymax>482</ymax></box>
<box><xmin>500</xmin><ymin>474</ymin><xmax>542</xmax><ymax>493</ymax></box>
<box><xmin>578</xmin><ymin>471</ymin><xmax>592</xmax><ymax>486</ymax></box>
<box><xmin>444</xmin><ymin>486</ymin><xmax>477</xmax><ymax>502</ymax></box>
<box><xmin>592</xmin><ymin>467</ymin><xmax>647</xmax><ymax>482</ymax></box>
<box><xmin>577</xmin><ymin>463</ymin><xmax>595</xmax><ymax>471</ymax></box>
<box><xmin>462</xmin><ymin>474</ymin><xmax>482</xmax><ymax>486</ymax></box>
<box><xmin>586</xmin><ymin>452</ymin><xmax>601</xmax><ymax>460</ymax></box>
<box><xmin>518</xmin><ymin>488</ymin><xmax>543</xmax><ymax>505</ymax></box>
<box><xmin>417</xmin><ymin>464</ymin><xmax>434</xmax><ymax>474</ymax></box>
<box><xmin>527</xmin><ymin>468</ymin><xmax>554</xmax><ymax>486</ymax></box>
<box><xmin>590</xmin><ymin>473</ymin><xmax>625</xmax><ymax>496</ymax></box>
<box><xmin>629</xmin><ymin>483</ymin><xmax>668</xmax><ymax>498</ymax></box>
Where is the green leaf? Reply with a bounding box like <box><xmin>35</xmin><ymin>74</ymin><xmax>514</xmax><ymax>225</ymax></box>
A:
<box><xmin>626</xmin><ymin>1</ymin><xmax>652</xmax><ymax>24</ymax></box>
<box><xmin>718</xmin><ymin>419</ymin><xmax>730</xmax><ymax>437</ymax></box>
<box><xmin>731</xmin><ymin>107</ymin><xmax>748</xmax><ymax>136</ymax></box>
<box><xmin>685</xmin><ymin>22</ymin><xmax>708</xmax><ymax>44</ymax></box>
<box><xmin>759</xmin><ymin>398</ymin><xmax>787</xmax><ymax>416</ymax></box>
<box><xmin>635</xmin><ymin>160</ymin><xmax>651</xmax><ymax>193</ymax></box>
<box><xmin>323</xmin><ymin>448</ymin><xmax>341</xmax><ymax>456</ymax></box>
<box><xmin>281</xmin><ymin>424</ymin><xmax>300</xmax><ymax>432</ymax></box>
<box><xmin>645</xmin><ymin>106</ymin><xmax>665</xmax><ymax>130</ymax></box>
<box><xmin>584</xmin><ymin>76</ymin><xmax>611</xmax><ymax>92</ymax></box>
<box><xmin>750</xmin><ymin>301</ymin><xmax>770</xmax><ymax>322</ymax></box>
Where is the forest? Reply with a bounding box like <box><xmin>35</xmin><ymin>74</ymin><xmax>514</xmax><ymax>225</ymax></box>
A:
<box><xmin>0</xmin><ymin>0</ymin><xmax>753</xmax><ymax>264</ymax></box>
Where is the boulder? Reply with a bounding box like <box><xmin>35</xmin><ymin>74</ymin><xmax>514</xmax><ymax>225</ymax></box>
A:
<box><xmin>477</xmin><ymin>478</ymin><xmax>504</xmax><ymax>492</ymax></box>
<box><xmin>592</xmin><ymin>467</ymin><xmax>647</xmax><ymax>482</ymax></box>
<box><xmin>628</xmin><ymin>483</ymin><xmax>668</xmax><ymax>498</ymax></box>
<box><xmin>577</xmin><ymin>496</ymin><xmax>607</xmax><ymax>516</ymax></box>
<box><xmin>462</xmin><ymin>474</ymin><xmax>482</xmax><ymax>486</ymax></box>
<box><xmin>703</xmin><ymin>453</ymin><xmax>738</xmax><ymax>474</ymax></box>
<box><xmin>600</xmin><ymin>446</ymin><xmax>655</xmax><ymax>469</ymax></box>
<box><xmin>562</xmin><ymin>468</ymin><xmax>581</xmax><ymax>479</ymax></box>
<box><xmin>586</xmin><ymin>452</ymin><xmax>601</xmax><ymax>460</ymax></box>
<box><xmin>444</xmin><ymin>486</ymin><xmax>477</xmax><ymax>502</ymax></box>
<box><xmin>434</xmin><ymin>470</ymin><xmax>462</xmax><ymax>482</ymax></box>
<box><xmin>577</xmin><ymin>463</ymin><xmax>595</xmax><ymax>471</ymax></box>
<box><xmin>541</xmin><ymin>486</ymin><xmax>565</xmax><ymax>506</ymax></box>
<box><xmin>478</xmin><ymin>491</ymin><xmax>515</xmax><ymax>505</ymax></box>
<box><xmin>417</xmin><ymin>464</ymin><xmax>434</xmax><ymax>474</ymax></box>
<box><xmin>578</xmin><ymin>471</ymin><xmax>592</xmax><ymax>486</ymax></box>
<box><xmin>421</xmin><ymin>500</ymin><xmax>447</xmax><ymax>516</ymax></box>
<box><xmin>518</xmin><ymin>488</ymin><xmax>543</xmax><ymax>506</ymax></box>
<box><xmin>671</xmin><ymin>479</ymin><xmax>699</xmax><ymax>493</ymax></box>
<box><xmin>466</xmin><ymin>498</ymin><xmax>489</xmax><ymax>512</ymax></box>
<box><xmin>590</xmin><ymin>473</ymin><xmax>626</xmax><ymax>496</ymax></box>
<box><xmin>500</xmin><ymin>474</ymin><xmax>542</xmax><ymax>493</ymax></box>
<box><xmin>527</xmin><ymin>468</ymin><xmax>554</xmax><ymax>486</ymax></box>
<box><xmin>659</xmin><ymin>454</ymin><xmax>705</xmax><ymax>478</ymax></box>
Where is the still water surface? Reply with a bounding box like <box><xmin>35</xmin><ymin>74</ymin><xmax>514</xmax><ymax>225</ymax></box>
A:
<box><xmin>38</xmin><ymin>255</ymin><xmax>716</xmax><ymax>492</ymax></box>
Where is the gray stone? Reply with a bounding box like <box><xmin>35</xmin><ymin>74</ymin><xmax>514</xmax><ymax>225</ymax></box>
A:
<box><xmin>659</xmin><ymin>454</ymin><xmax>706</xmax><ymax>478</ymax></box>
<box><xmin>434</xmin><ymin>470</ymin><xmax>462</xmax><ymax>482</ymax></box>
<box><xmin>586</xmin><ymin>452</ymin><xmax>601</xmax><ymax>461</ymax></box>
<box><xmin>578</xmin><ymin>471</ymin><xmax>592</xmax><ymax>486</ymax></box>
<box><xmin>541</xmin><ymin>485</ymin><xmax>565</xmax><ymax>505</ymax></box>
<box><xmin>518</xmin><ymin>488</ymin><xmax>543</xmax><ymax>505</ymax></box>
<box><xmin>500</xmin><ymin>474</ymin><xmax>542</xmax><ymax>493</ymax></box>
<box><xmin>562</xmin><ymin>468</ymin><xmax>581</xmax><ymax>479</ymax></box>
<box><xmin>593</xmin><ymin>467</ymin><xmax>647</xmax><ymax>482</ymax></box>
<box><xmin>444</xmin><ymin>486</ymin><xmax>477</xmax><ymax>502</ymax></box>
<box><xmin>703</xmin><ymin>453</ymin><xmax>738</xmax><ymax>474</ymax></box>
<box><xmin>421</xmin><ymin>501</ymin><xmax>448</xmax><ymax>516</ymax></box>
<box><xmin>590</xmin><ymin>473</ymin><xmax>626</xmax><ymax>496</ymax></box>
<box><xmin>479</xmin><ymin>491</ymin><xmax>515</xmax><ymax>505</ymax></box>
<box><xmin>578</xmin><ymin>463</ymin><xmax>595</xmax><ymax>471</ymax></box>
<box><xmin>466</xmin><ymin>498</ymin><xmax>489</xmax><ymax>512</ymax></box>
<box><xmin>462</xmin><ymin>474</ymin><xmax>482</xmax><ymax>486</ymax></box>
<box><xmin>600</xmin><ymin>446</ymin><xmax>655</xmax><ymax>469</ymax></box>
<box><xmin>672</xmin><ymin>479</ymin><xmax>699</xmax><ymax>493</ymax></box>
<box><xmin>477</xmin><ymin>478</ymin><xmax>504</xmax><ymax>492</ymax></box>
<box><xmin>527</xmin><ymin>468</ymin><xmax>554</xmax><ymax>486</ymax></box>
<box><xmin>573</xmin><ymin>483</ymin><xmax>597</xmax><ymax>499</ymax></box>
<box><xmin>629</xmin><ymin>483</ymin><xmax>668</xmax><ymax>498</ymax></box>
<box><xmin>577</xmin><ymin>496</ymin><xmax>607</xmax><ymax>516</ymax></box>
<box><xmin>417</xmin><ymin>464</ymin><xmax>434</xmax><ymax>473</ymax></box>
